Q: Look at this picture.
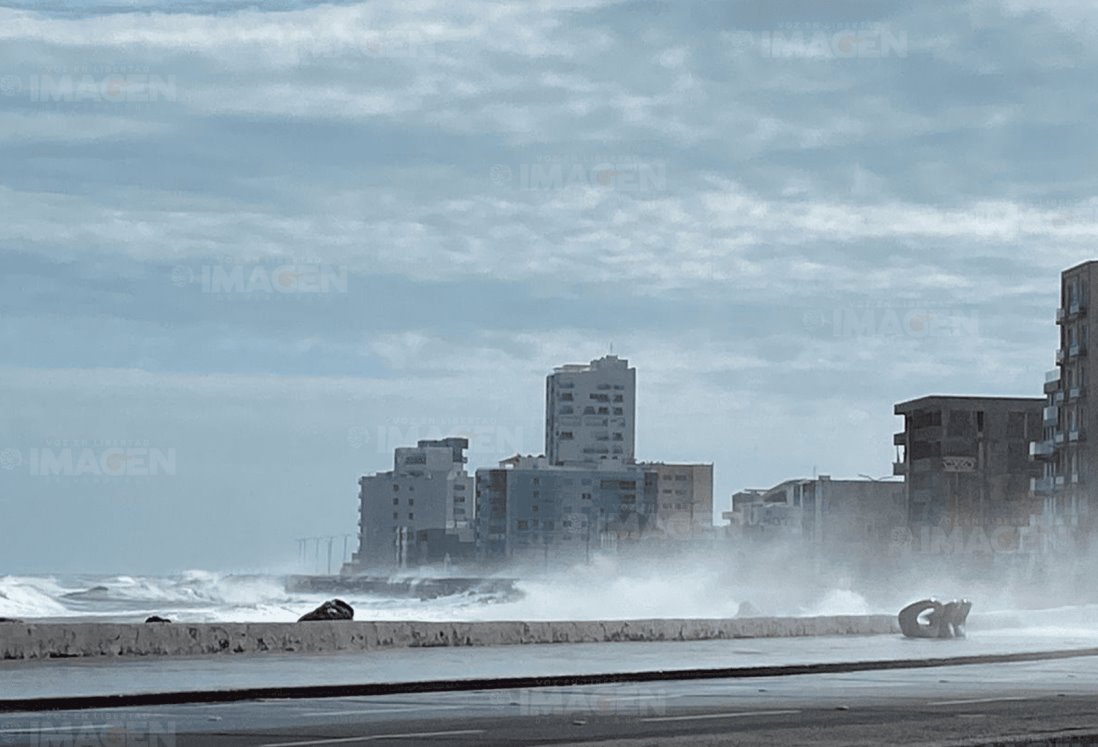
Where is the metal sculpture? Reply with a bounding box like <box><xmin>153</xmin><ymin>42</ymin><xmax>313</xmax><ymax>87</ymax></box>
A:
<box><xmin>898</xmin><ymin>598</ymin><xmax>971</xmax><ymax>638</ymax></box>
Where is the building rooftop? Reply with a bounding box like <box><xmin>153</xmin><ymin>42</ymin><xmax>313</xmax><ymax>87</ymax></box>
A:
<box><xmin>552</xmin><ymin>354</ymin><xmax>630</xmax><ymax>373</ymax></box>
<box><xmin>1062</xmin><ymin>259</ymin><xmax>1098</xmax><ymax>275</ymax></box>
<box><xmin>895</xmin><ymin>395</ymin><xmax>1044</xmax><ymax>414</ymax></box>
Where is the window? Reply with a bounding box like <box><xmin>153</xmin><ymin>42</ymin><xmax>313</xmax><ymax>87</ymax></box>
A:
<box><xmin>392</xmin><ymin>497</ymin><xmax>399</xmax><ymax>505</ymax></box>
<box><xmin>408</xmin><ymin>513</ymin><xmax>414</xmax><ymax>520</ymax></box>
<box><xmin>532</xmin><ymin>504</ymin><xmax>539</xmax><ymax>512</ymax></box>
<box><xmin>517</xmin><ymin>520</ymin><xmax>528</xmax><ymax>530</ymax></box>
<box><xmin>408</xmin><ymin>498</ymin><xmax>414</xmax><ymax>505</ymax></box>
<box><xmin>392</xmin><ymin>512</ymin><xmax>398</xmax><ymax>519</ymax></box>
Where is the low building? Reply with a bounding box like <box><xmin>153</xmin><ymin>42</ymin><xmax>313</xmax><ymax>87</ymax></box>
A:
<box><xmin>352</xmin><ymin>437</ymin><xmax>475</xmax><ymax>571</ymax></box>
<box><xmin>893</xmin><ymin>396</ymin><xmax>1044</xmax><ymax>555</ymax></box>
<box><xmin>474</xmin><ymin>455</ymin><xmax>656</xmax><ymax>567</ymax></box>
<box><xmin>723</xmin><ymin>476</ymin><xmax>906</xmax><ymax>561</ymax></box>
<box><xmin>639</xmin><ymin>461</ymin><xmax>714</xmax><ymax>539</ymax></box>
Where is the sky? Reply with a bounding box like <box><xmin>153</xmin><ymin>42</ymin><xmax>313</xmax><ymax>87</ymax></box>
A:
<box><xmin>1</xmin><ymin>0</ymin><xmax>1096</xmax><ymax>574</ymax></box>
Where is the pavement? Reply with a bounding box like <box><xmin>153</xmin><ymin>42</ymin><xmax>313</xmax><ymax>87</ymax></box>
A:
<box><xmin>4</xmin><ymin>656</ymin><xmax>1098</xmax><ymax>745</ymax></box>
<box><xmin>5</xmin><ymin>628</ymin><xmax>1098</xmax><ymax>700</ymax></box>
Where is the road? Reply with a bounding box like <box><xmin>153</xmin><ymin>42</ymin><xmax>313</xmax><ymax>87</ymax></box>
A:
<box><xmin>4</xmin><ymin>655</ymin><xmax>1098</xmax><ymax>745</ymax></box>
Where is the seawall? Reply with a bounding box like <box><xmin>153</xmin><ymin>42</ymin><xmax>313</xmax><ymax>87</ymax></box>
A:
<box><xmin>0</xmin><ymin>615</ymin><xmax>899</xmax><ymax>660</ymax></box>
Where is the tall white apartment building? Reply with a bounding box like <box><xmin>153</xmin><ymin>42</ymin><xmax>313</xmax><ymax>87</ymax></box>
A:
<box><xmin>545</xmin><ymin>355</ymin><xmax>636</xmax><ymax>466</ymax></box>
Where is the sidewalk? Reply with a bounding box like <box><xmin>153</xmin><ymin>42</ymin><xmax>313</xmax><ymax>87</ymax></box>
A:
<box><xmin>4</xmin><ymin>628</ymin><xmax>1097</xmax><ymax>700</ymax></box>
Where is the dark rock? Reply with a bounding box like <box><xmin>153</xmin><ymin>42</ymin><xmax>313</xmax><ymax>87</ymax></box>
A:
<box><xmin>145</xmin><ymin>615</ymin><xmax>172</xmax><ymax>623</ymax></box>
<box><xmin>0</xmin><ymin>617</ymin><xmax>22</xmax><ymax>623</ymax></box>
<box><xmin>298</xmin><ymin>598</ymin><xmax>354</xmax><ymax>622</ymax></box>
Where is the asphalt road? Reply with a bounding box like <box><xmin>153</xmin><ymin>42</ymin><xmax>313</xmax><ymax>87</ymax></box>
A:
<box><xmin>4</xmin><ymin>656</ymin><xmax>1098</xmax><ymax>745</ymax></box>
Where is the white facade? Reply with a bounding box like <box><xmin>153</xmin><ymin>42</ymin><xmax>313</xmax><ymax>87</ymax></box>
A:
<box><xmin>545</xmin><ymin>355</ymin><xmax>636</xmax><ymax>466</ymax></box>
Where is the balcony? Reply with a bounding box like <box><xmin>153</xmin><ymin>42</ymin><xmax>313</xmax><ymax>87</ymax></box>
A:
<box><xmin>1057</xmin><ymin>349</ymin><xmax>1066</xmax><ymax>364</ymax></box>
<box><xmin>1070</xmin><ymin>429</ymin><xmax>1087</xmax><ymax>442</ymax></box>
<box><xmin>893</xmin><ymin>432</ymin><xmax>905</xmax><ymax>446</ymax></box>
<box><xmin>892</xmin><ymin>461</ymin><xmax>907</xmax><ymax>476</ymax></box>
<box><xmin>1045</xmin><ymin>368</ymin><xmax>1061</xmax><ymax>394</ymax></box>
<box><xmin>1043</xmin><ymin>406</ymin><xmax>1059</xmax><ymax>426</ymax></box>
<box><xmin>1069</xmin><ymin>386</ymin><xmax>1085</xmax><ymax>401</ymax></box>
<box><xmin>1070</xmin><ymin>341</ymin><xmax>1089</xmax><ymax>358</ymax></box>
<box><xmin>1029</xmin><ymin>440</ymin><xmax>1056</xmax><ymax>459</ymax></box>
<box><xmin>1057</xmin><ymin>308</ymin><xmax>1066</xmax><ymax>324</ymax></box>
<box><xmin>1070</xmin><ymin>298</ymin><xmax>1088</xmax><ymax>316</ymax></box>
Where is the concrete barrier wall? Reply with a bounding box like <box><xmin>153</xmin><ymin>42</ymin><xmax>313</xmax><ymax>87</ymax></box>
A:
<box><xmin>0</xmin><ymin>615</ymin><xmax>900</xmax><ymax>661</ymax></box>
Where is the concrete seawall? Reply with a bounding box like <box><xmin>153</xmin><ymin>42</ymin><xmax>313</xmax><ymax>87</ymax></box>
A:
<box><xmin>0</xmin><ymin>615</ymin><xmax>900</xmax><ymax>660</ymax></box>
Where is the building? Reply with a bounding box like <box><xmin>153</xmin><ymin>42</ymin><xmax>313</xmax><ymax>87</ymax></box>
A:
<box><xmin>545</xmin><ymin>355</ymin><xmax>636</xmax><ymax>467</ymax></box>
<box><xmin>723</xmin><ymin>476</ymin><xmax>905</xmax><ymax>559</ymax></box>
<box><xmin>893</xmin><ymin>396</ymin><xmax>1044</xmax><ymax>549</ymax></box>
<box><xmin>1032</xmin><ymin>260</ymin><xmax>1096</xmax><ymax>546</ymax></box>
<box><xmin>352</xmin><ymin>437</ymin><xmax>475</xmax><ymax>571</ymax></box>
<box><xmin>640</xmin><ymin>462</ymin><xmax>714</xmax><ymax>539</ymax></box>
<box><xmin>474</xmin><ymin>455</ymin><xmax>656</xmax><ymax>566</ymax></box>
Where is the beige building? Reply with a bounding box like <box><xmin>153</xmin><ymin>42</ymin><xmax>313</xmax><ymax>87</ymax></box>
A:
<box><xmin>640</xmin><ymin>462</ymin><xmax>714</xmax><ymax>539</ymax></box>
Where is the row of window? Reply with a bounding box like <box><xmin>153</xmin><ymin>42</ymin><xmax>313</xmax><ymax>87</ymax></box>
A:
<box><xmin>515</xmin><ymin>519</ymin><xmax>589</xmax><ymax>530</ymax></box>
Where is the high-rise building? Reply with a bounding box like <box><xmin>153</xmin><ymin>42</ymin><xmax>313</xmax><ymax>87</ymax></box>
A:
<box><xmin>474</xmin><ymin>455</ymin><xmax>656</xmax><ymax>566</ymax></box>
<box><xmin>893</xmin><ymin>396</ymin><xmax>1043</xmax><ymax>535</ymax></box>
<box><xmin>352</xmin><ymin>437</ymin><xmax>474</xmax><ymax>570</ymax></box>
<box><xmin>1032</xmin><ymin>260</ymin><xmax>1096</xmax><ymax>544</ymax></box>
<box><xmin>545</xmin><ymin>355</ymin><xmax>636</xmax><ymax>466</ymax></box>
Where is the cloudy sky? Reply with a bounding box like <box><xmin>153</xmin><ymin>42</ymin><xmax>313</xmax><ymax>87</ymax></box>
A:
<box><xmin>1</xmin><ymin>0</ymin><xmax>1096</xmax><ymax>574</ymax></box>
